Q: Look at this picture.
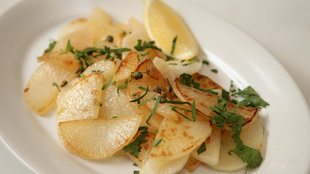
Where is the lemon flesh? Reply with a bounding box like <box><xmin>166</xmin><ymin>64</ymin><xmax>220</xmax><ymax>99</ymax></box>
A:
<box><xmin>145</xmin><ymin>0</ymin><xmax>199</xmax><ymax>60</ymax></box>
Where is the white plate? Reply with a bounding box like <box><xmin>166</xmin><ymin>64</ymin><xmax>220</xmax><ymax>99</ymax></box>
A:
<box><xmin>0</xmin><ymin>0</ymin><xmax>309</xmax><ymax>173</ymax></box>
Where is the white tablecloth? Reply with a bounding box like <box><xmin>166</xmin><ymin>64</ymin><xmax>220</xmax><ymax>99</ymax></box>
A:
<box><xmin>0</xmin><ymin>0</ymin><xmax>309</xmax><ymax>173</ymax></box>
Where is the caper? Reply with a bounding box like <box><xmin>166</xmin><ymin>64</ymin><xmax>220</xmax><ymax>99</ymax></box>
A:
<box><xmin>60</xmin><ymin>80</ymin><xmax>68</xmax><ymax>87</ymax></box>
<box><xmin>106</xmin><ymin>35</ymin><xmax>114</xmax><ymax>43</ymax></box>
<box><xmin>152</xmin><ymin>86</ymin><xmax>160</xmax><ymax>93</ymax></box>
<box><xmin>132</xmin><ymin>72</ymin><xmax>143</xmax><ymax>80</ymax></box>
<box><xmin>132</xmin><ymin>92</ymin><xmax>140</xmax><ymax>99</ymax></box>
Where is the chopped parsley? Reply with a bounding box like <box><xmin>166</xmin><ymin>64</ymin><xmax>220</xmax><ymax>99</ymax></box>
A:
<box><xmin>197</xmin><ymin>142</ymin><xmax>206</xmax><ymax>155</ymax></box>
<box><xmin>44</xmin><ymin>40</ymin><xmax>57</xmax><ymax>54</ymax></box>
<box><xmin>211</xmin><ymin>69</ymin><xmax>218</xmax><ymax>73</ymax></box>
<box><xmin>123</xmin><ymin>126</ymin><xmax>149</xmax><ymax>157</ymax></box>
<box><xmin>122</xmin><ymin>30</ymin><xmax>127</xmax><ymax>35</ymax></box>
<box><xmin>52</xmin><ymin>82</ymin><xmax>60</xmax><ymax>92</ymax></box>
<box><xmin>179</xmin><ymin>73</ymin><xmax>218</xmax><ymax>95</ymax></box>
<box><xmin>221</xmin><ymin>89</ymin><xmax>230</xmax><ymax>101</ymax></box>
<box><xmin>91</xmin><ymin>70</ymin><xmax>104</xmax><ymax>73</ymax></box>
<box><xmin>133</xmin><ymin>171</ymin><xmax>139</xmax><ymax>174</ymax></box>
<box><xmin>209</xmin><ymin>99</ymin><xmax>263</xmax><ymax>168</ymax></box>
<box><xmin>166</xmin><ymin>55</ymin><xmax>176</xmax><ymax>61</ymax></box>
<box><xmin>117</xmin><ymin>77</ymin><xmax>132</xmax><ymax>95</ymax></box>
<box><xmin>153</xmin><ymin>138</ymin><xmax>163</xmax><ymax>147</ymax></box>
<box><xmin>202</xmin><ymin>60</ymin><xmax>209</xmax><ymax>66</ymax></box>
<box><xmin>134</xmin><ymin>40</ymin><xmax>161</xmax><ymax>51</ymax></box>
<box><xmin>182</xmin><ymin>58</ymin><xmax>199</xmax><ymax>66</ymax></box>
<box><xmin>170</xmin><ymin>35</ymin><xmax>178</xmax><ymax>55</ymax></box>
<box><xmin>80</xmin><ymin>74</ymin><xmax>85</xmax><ymax>78</ymax></box>
<box><xmin>102</xmin><ymin>78</ymin><xmax>113</xmax><ymax>90</ymax></box>
<box><xmin>65</xmin><ymin>40</ymin><xmax>74</xmax><ymax>53</ymax></box>
<box><xmin>74</xmin><ymin>47</ymin><xmax>130</xmax><ymax>74</ymax></box>
<box><xmin>112</xmin><ymin>116</ymin><xmax>118</xmax><ymax>118</ymax></box>
<box><xmin>232</xmin><ymin>86</ymin><xmax>269</xmax><ymax>109</ymax></box>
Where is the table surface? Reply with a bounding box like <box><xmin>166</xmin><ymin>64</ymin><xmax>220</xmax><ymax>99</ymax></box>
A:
<box><xmin>0</xmin><ymin>0</ymin><xmax>309</xmax><ymax>173</ymax></box>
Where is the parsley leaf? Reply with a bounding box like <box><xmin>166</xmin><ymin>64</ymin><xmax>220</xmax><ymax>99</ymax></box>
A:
<box><xmin>170</xmin><ymin>35</ymin><xmax>178</xmax><ymax>55</ymax></box>
<box><xmin>197</xmin><ymin>142</ymin><xmax>206</xmax><ymax>155</ymax></box>
<box><xmin>202</xmin><ymin>60</ymin><xmax>209</xmax><ymax>66</ymax></box>
<box><xmin>117</xmin><ymin>77</ymin><xmax>132</xmax><ymax>95</ymax></box>
<box><xmin>65</xmin><ymin>40</ymin><xmax>74</xmax><ymax>53</ymax></box>
<box><xmin>179</xmin><ymin>73</ymin><xmax>218</xmax><ymax>95</ymax></box>
<box><xmin>209</xmin><ymin>99</ymin><xmax>263</xmax><ymax>168</ymax></box>
<box><xmin>44</xmin><ymin>40</ymin><xmax>57</xmax><ymax>54</ymax></box>
<box><xmin>211</xmin><ymin>69</ymin><xmax>218</xmax><ymax>73</ymax></box>
<box><xmin>133</xmin><ymin>171</ymin><xmax>140</xmax><ymax>174</ymax></box>
<box><xmin>123</xmin><ymin>126</ymin><xmax>149</xmax><ymax>157</ymax></box>
<box><xmin>232</xmin><ymin>86</ymin><xmax>269</xmax><ymax>109</ymax></box>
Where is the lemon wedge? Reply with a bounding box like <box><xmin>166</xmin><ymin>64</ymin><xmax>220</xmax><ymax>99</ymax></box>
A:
<box><xmin>144</xmin><ymin>0</ymin><xmax>199</xmax><ymax>60</ymax></box>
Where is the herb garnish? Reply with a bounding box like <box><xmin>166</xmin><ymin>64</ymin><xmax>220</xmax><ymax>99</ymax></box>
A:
<box><xmin>91</xmin><ymin>70</ymin><xmax>104</xmax><ymax>73</ymax></box>
<box><xmin>74</xmin><ymin>47</ymin><xmax>130</xmax><ymax>74</ymax></box>
<box><xmin>102</xmin><ymin>78</ymin><xmax>113</xmax><ymax>90</ymax></box>
<box><xmin>179</xmin><ymin>73</ymin><xmax>218</xmax><ymax>95</ymax></box>
<box><xmin>166</xmin><ymin>55</ymin><xmax>176</xmax><ymax>61</ymax></box>
<box><xmin>197</xmin><ymin>142</ymin><xmax>206</xmax><ymax>155</ymax></box>
<box><xmin>153</xmin><ymin>138</ymin><xmax>163</xmax><ymax>147</ymax></box>
<box><xmin>134</xmin><ymin>40</ymin><xmax>161</xmax><ymax>51</ymax></box>
<box><xmin>44</xmin><ymin>40</ymin><xmax>57</xmax><ymax>54</ymax></box>
<box><xmin>182</xmin><ymin>58</ymin><xmax>199</xmax><ymax>66</ymax></box>
<box><xmin>170</xmin><ymin>101</ymin><xmax>196</xmax><ymax>121</ymax></box>
<box><xmin>52</xmin><ymin>82</ymin><xmax>60</xmax><ymax>92</ymax></box>
<box><xmin>202</xmin><ymin>60</ymin><xmax>209</xmax><ymax>66</ymax></box>
<box><xmin>133</xmin><ymin>171</ymin><xmax>139</xmax><ymax>174</ymax></box>
<box><xmin>232</xmin><ymin>86</ymin><xmax>269</xmax><ymax>109</ymax></box>
<box><xmin>65</xmin><ymin>40</ymin><xmax>74</xmax><ymax>53</ymax></box>
<box><xmin>211</xmin><ymin>69</ymin><xmax>218</xmax><ymax>73</ymax></box>
<box><xmin>146</xmin><ymin>96</ymin><xmax>161</xmax><ymax>125</ymax></box>
<box><xmin>130</xmin><ymin>86</ymin><xmax>149</xmax><ymax>104</ymax></box>
<box><xmin>117</xmin><ymin>77</ymin><xmax>132</xmax><ymax>95</ymax></box>
<box><xmin>209</xmin><ymin>99</ymin><xmax>262</xmax><ymax>168</ymax></box>
<box><xmin>170</xmin><ymin>36</ymin><xmax>178</xmax><ymax>55</ymax></box>
<box><xmin>123</xmin><ymin>126</ymin><xmax>149</xmax><ymax>157</ymax></box>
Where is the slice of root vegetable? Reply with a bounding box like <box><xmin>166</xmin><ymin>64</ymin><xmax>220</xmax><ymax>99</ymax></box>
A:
<box><xmin>127</xmin><ymin>81</ymin><xmax>177</xmax><ymax>119</ymax></box>
<box><xmin>192</xmin><ymin>126</ymin><xmax>221</xmax><ymax>166</ymax></box>
<box><xmin>211</xmin><ymin>117</ymin><xmax>264</xmax><ymax>172</ymax></box>
<box><xmin>99</xmin><ymin>83</ymin><xmax>139</xmax><ymax>119</ymax></box>
<box><xmin>166</xmin><ymin>59</ymin><xmax>202</xmax><ymax>77</ymax></box>
<box><xmin>174</xmin><ymin>78</ymin><xmax>259</xmax><ymax>128</ymax></box>
<box><xmin>56</xmin><ymin>73</ymin><xmax>103</xmax><ymax>123</ymax></box>
<box><xmin>87</xmin><ymin>7</ymin><xmax>113</xmax><ymax>44</ymax></box>
<box><xmin>140</xmin><ymin>154</ymin><xmax>190</xmax><ymax>174</ymax></box>
<box><xmin>137</xmin><ymin>105</ymin><xmax>163</xmax><ymax>133</ymax></box>
<box><xmin>185</xmin><ymin>156</ymin><xmax>201</xmax><ymax>172</ymax></box>
<box><xmin>24</xmin><ymin>56</ymin><xmax>80</xmax><ymax>116</ymax></box>
<box><xmin>54</xmin><ymin>29</ymin><xmax>94</xmax><ymax>51</ymax></box>
<box><xmin>83</xmin><ymin>60</ymin><xmax>117</xmax><ymax>79</ymax></box>
<box><xmin>191</xmin><ymin>73</ymin><xmax>224</xmax><ymax>90</ymax></box>
<box><xmin>58</xmin><ymin>18</ymin><xmax>88</xmax><ymax>39</ymax></box>
<box><xmin>126</xmin><ymin>132</ymin><xmax>156</xmax><ymax>167</ymax></box>
<box><xmin>121</xmin><ymin>31</ymin><xmax>149</xmax><ymax>58</ymax></box>
<box><xmin>58</xmin><ymin>114</ymin><xmax>142</xmax><ymax>159</ymax></box>
<box><xmin>114</xmin><ymin>51</ymin><xmax>139</xmax><ymax>82</ymax></box>
<box><xmin>150</xmin><ymin>115</ymin><xmax>212</xmax><ymax>161</ymax></box>
<box><xmin>128</xmin><ymin>17</ymin><xmax>146</xmax><ymax>33</ymax></box>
